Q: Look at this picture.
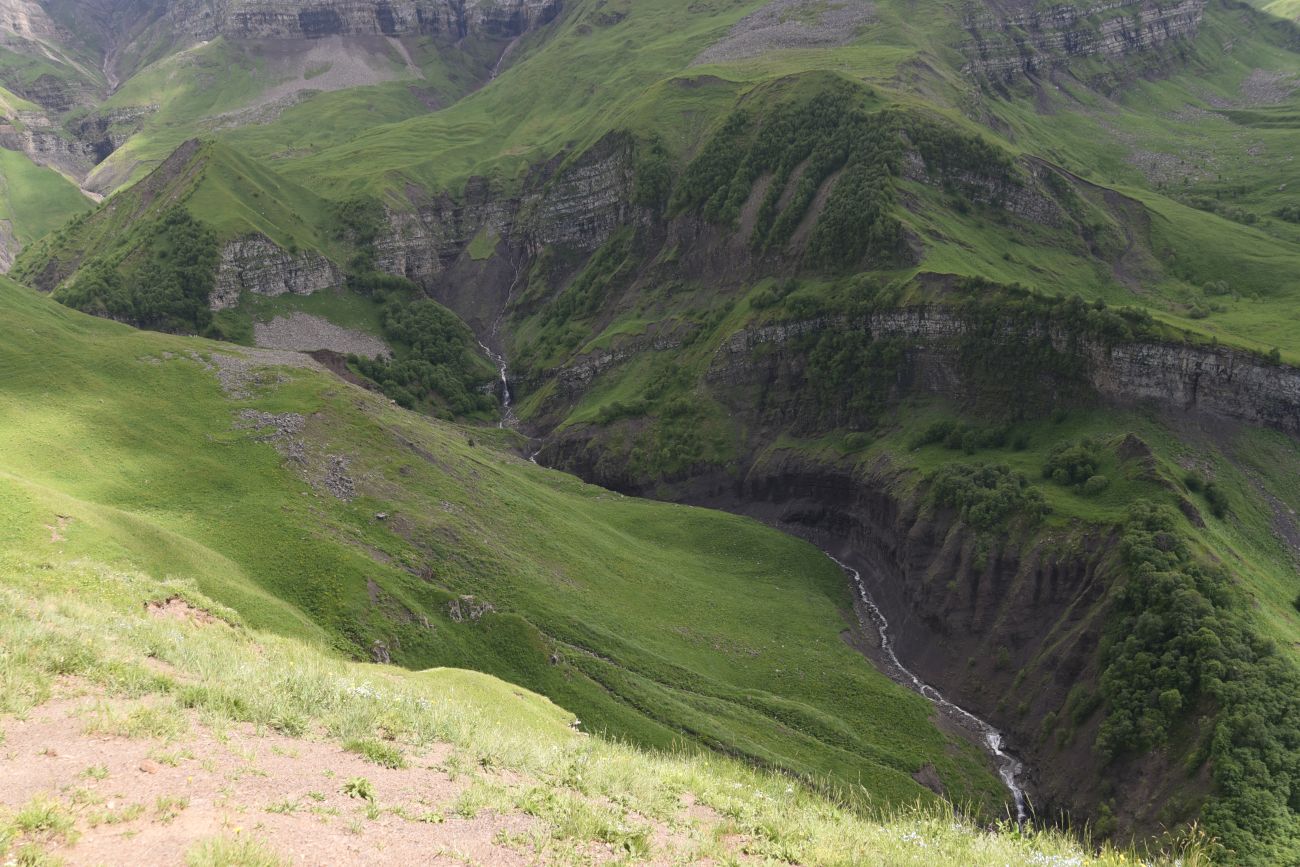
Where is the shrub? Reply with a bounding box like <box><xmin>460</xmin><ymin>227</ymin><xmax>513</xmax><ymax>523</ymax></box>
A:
<box><xmin>342</xmin><ymin>777</ymin><xmax>375</xmax><ymax>801</ymax></box>
<box><xmin>929</xmin><ymin>463</ymin><xmax>1047</xmax><ymax>531</ymax></box>
<box><xmin>844</xmin><ymin>431</ymin><xmax>871</xmax><ymax>451</ymax></box>
<box><xmin>344</xmin><ymin>738</ymin><xmax>406</xmax><ymax>769</ymax></box>
<box><xmin>1043</xmin><ymin>438</ymin><xmax>1104</xmax><ymax>487</ymax></box>
<box><xmin>1203</xmin><ymin>482</ymin><xmax>1230</xmax><ymax>519</ymax></box>
<box><xmin>1082</xmin><ymin>474</ymin><xmax>1111</xmax><ymax>496</ymax></box>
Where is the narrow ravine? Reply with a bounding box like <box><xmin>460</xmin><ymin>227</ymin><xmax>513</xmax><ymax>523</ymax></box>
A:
<box><xmin>478</xmin><ymin>341</ymin><xmax>515</xmax><ymax>428</ymax></box>
<box><xmin>827</xmin><ymin>554</ymin><xmax>1030</xmax><ymax>824</ymax></box>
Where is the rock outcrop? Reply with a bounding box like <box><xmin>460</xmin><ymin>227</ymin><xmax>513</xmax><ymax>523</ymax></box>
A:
<box><xmin>959</xmin><ymin>0</ymin><xmax>1206</xmax><ymax>82</ymax></box>
<box><xmin>705</xmin><ymin>308</ymin><xmax>1300</xmax><ymax>437</ymax></box>
<box><xmin>376</xmin><ymin>134</ymin><xmax>637</xmax><ymax>332</ymax></box>
<box><xmin>0</xmin><ymin>0</ymin><xmax>59</xmax><ymax>39</ymax></box>
<box><xmin>0</xmin><ymin>110</ymin><xmax>97</xmax><ymax>177</ymax></box>
<box><xmin>0</xmin><ymin>218</ymin><xmax>16</xmax><ymax>272</ymax></box>
<box><xmin>71</xmin><ymin>105</ymin><xmax>158</xmax><ymax>163</ymax></box>
<box><xmin>210</xmin><ymin>234</ymin><xmax>343</xmax><ymax>310</ymax></box>
<box><xmin>172</xmin><ymin>0</ymin><xmax>563</xmax><ymax>40</ymax></box>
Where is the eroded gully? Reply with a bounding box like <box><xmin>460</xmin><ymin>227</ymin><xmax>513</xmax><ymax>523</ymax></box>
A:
<box><xmin>472</xmin><ymin>341</ymin><xmax>1028</xmax><ymax>820</ymax></box>
<box><xmin>827</xmin><ymin>554</ymin><xmax>1029</xmax><ymax>823</ymax></box>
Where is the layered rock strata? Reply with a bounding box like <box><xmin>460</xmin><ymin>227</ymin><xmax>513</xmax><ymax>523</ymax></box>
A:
<box><xmin>210</xmin><ymin>234</ymin><xmax>343</xmax><ymax>310</ymax></box>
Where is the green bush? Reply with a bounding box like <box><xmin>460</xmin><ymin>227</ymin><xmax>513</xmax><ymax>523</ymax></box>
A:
<box><xmin>1082</xmin><ymin>475</ymin><xmax>1111</xmax><ymax>496</ymax></box>
<box><xmin>344</xmin><ymin>738</ymin><xmax>406</xmax><ymax>769</ymax></box>
<box><xmin>1203</xmin><ymin>482</ymin><xmax>1230</xmax><ymax>519</ymax></box>
<box><xmin>910</xmin><ymin>420</ymin><xmax>1011</xmax><ymax>453</ymax></box>
<box><xmin>928</xmin><ymin>463</ymin><xmax>1047</xmax><ymax>531</ymax></box>
<box><xmin>1043</xmin><ymin>438</ymin><xmax>1104</xmax><ymax>487</ymax></box>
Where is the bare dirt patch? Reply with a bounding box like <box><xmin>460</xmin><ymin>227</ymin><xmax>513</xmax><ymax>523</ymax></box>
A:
<box><xmin>145</xmin><ymin>597</ymin><xmax>218</xmax><ymax>626</ymax></box>
<box><xmin>0</xmin><ymin>695</ymin><xmax>527</xmax><ymax>866</ymax></box>
<box><xmin>45</xmin><ymin>514</ymin><xmax>71</xmax><ymax>543</ymax></box>
<box><xmin>210</xmin><ymin>36</ymin><xmax>422</xmax><ymax>130</ymax></box>
<box><xmin>0</xmin><ymin>690</ymin><xmax>741</xmax><ymax>865</ymax></box>
<box><xmin>692</xmin><ymin>0</ymin><xmax>876</xmax><ymax>66</ymax></box>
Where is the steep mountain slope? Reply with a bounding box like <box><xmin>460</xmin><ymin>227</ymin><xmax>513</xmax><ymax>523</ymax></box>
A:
<box><xmin>0</xmin><ymin>274</ymin><xmax>1013</xmax><ymax>813</ymax></box>
<box><xmin>4</xmin><ymin>0</ymin><xmax>1300</xmax><ymax>861</ymax></box>
<box><xmin>0</xmin><ymin>145</ymin><xmax>90</xmax><ymax>269</ymax></box>
<box><xmin>0</xmin><ymin>527</ymin><xmax>1193</xmax><ymax>863</ymax></box>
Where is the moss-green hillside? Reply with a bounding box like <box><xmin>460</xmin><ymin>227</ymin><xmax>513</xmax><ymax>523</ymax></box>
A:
<box><xmin>0</xmin><ymin>274</ymin><xmax>1007</xmax><ymax>809</ymax></box>
<box><xmin>0</xmin><ymin>149</ymin><xmax>92</xmax><ymax>261</ymax></box>
<box><xmin>0</xmin><ymin>555</ymin><xmax>1208</xmax><ymax>865</ymax></box>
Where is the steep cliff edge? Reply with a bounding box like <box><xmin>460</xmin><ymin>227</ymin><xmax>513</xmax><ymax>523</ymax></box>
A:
<box><xmin>667</xmin><ymin>450</ymin><xmax>1185</xmax><ymax>843</ymax></box>
<box><xmin>527</xmin><ymin>295</ymin><xmax>1300</xmax><ymax>860</ymax></box>
<box><xmin>959</xmin><ymin>0</ymin><xmax>1207</xmax><ymax>84</ymax></box>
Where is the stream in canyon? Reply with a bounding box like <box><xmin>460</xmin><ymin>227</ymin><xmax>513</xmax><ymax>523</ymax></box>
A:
<box><xmin>477</xmin><ymin>347</ymin><xmax>1028</xmax><ymax>821</ymax></box>
<box><xmin>478</xmin><ymin>341</ymin><xmax>515</xmax><ymax>428</ymax></box>
<box><xmin>828</xmin><ymin>554</ymin><xmax>1030</xmax><ymax>824</ymax></box>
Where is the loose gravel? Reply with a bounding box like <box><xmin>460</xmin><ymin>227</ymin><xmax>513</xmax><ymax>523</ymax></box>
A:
<box><xmin>254</xmin><ymin>312</ymin><xmax>391</xmax><ymax>359</ymax></box>
<box><xmin>692</xmin><ymin>0</ymin><xmax>875</xmax><ymax>66</ymax></box>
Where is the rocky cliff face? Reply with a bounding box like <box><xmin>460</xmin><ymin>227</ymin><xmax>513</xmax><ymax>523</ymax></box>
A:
<box><xmin>0</xmin><ymin>219</ymin><xmax>16</xmax><ymax>272</ymax></box>
<box><xmin>661</xmin><ymin>448</ymin><xmax>1202</xmax><ymax>839</ymax></box>
<box><xmin>172</xmin><ymin>0</ymin><xmax>562</xmax><ymax>40</ymax></box>
<box><xmin>376</xmin><ymin>135</ymin><xmax>637</xmax><ymax>331</ymax></box>
<box><xmin>210</xmin><ymin>234</ymin><xmax>343</xmax><ymax>310</ymax></box>
<box><xmin>0</xmin><ymin>0</ymin><xmax>60</xmax><ymax>40</ymax></box>
<box><xmin>706</xmin><ymin>308</ymin><xmax>1300</xmax><ymax>437</ymax></box>
<box><xmin>534</xmin><ymin>307</ymin><xmax>1267</xmax><ymax>836</ymax></box>
<box><xmin>900</xmin><ymin>152</ymin><xmax>1066</xmax><ymax>227</ymax></box>
<box><xmin>959</xmin><ymin>0</ymin><xmax>1206</xmax><ymax>81</ymax></box>
<box><xmin>0</xmin><ymin>111</ymin><xmax>97</xmax><ymax>177</ymax></box>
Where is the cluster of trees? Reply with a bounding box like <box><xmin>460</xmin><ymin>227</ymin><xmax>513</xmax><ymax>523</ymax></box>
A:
<box><xmin>348</xmin><ymin>279</ymin><xmax>496</xmax><ymax>418</ymax></box>
<box><xmin>928</xmin><ymin>462</ymin><xmax>1047</xmax><ymax>531</ymax></box>
<box><xmin>1183</xmin><ymin>473</ymin><xmax>1231</xmax><ymax>519</ymax></box>
<box><xmin>903</xmin><ymin>116</ymin><xmax>1016</xmax><ymax>204</ymax></box>
<box><xmin>803</xmin><ymin>331</ymin><xmax>904</xmax><ymax>428</ymax></box>
<box><xmin>333</xmin><ymin>197</ymin><xmax>387</xmax><ymax>273</ymax></box>
<box><xmin>541</xmin><ymin>229</ymin><xmax>637</xmax><ymax>326</ymax></box>
<box><xmin>671</xmin><ymin>80</ymin><xmax>905</xmax><ymax>270</ymax></box>
<box><xmin>1100</xmin><ymin>502</ymin><xmax>1300</xmax><ymax>863</ymax></box>
<box><xmin>1042</xmin><ymin>437</ymin><xmax>1110</xmax><ymax>495</ymax></box>
<box><xmin>627</xmin><ymin>396</ymin><xmax>719</xmax><ymax>480</ymax></box>
<box><xmin>1275</xmin><ymin>204</ymin><xmax>1300</xmax><ymax>223</ymax></box>
<box><xmin>56</xmin><ymin>209</ymin><xmax>221</xmax><ymax>335</ymax></box>
<box><xmin>911</xmin><ymin>419</ymin><xmax>1029</xmax><ymax>453</ymax></box>
<box><xmin>1185</xmin><ymin>195</ymin><xmax>1260</xmax><ymax>227</ymax></box>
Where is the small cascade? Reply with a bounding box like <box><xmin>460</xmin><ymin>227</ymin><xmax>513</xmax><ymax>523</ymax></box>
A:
<box><xmin>828</xmin><ymin>554</ymin><xmax>1029</xmax><ymax>824</ymax></box>
<box><xmin>478</xmin><ymin>341</ymin><xmax>514</xmax><ymax>428</ymax></box>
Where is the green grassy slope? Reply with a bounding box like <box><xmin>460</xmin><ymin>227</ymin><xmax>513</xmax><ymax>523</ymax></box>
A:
<box><xmin>87</xmin><ymin>30</ymin><xmax>512</xmax><ymax>191</ymax></box>
<box><xmin>0</xmin><ymin>274</ymin><xmax>1006</xmax><ymax>808</ymax></box>
<box><xmin>0</xmin><ymin>561</ymin><xmax>1203</xmax><ymax>865</ymax></box>
<box><xmin>13</xmin><ymin>139</ymin><xmax>343</xmax><ymax>292</ymax></box>
<box><xmin>0</xmin><ymin>149</ymin><xmax>92</xmax><ymax>251</ymax></box>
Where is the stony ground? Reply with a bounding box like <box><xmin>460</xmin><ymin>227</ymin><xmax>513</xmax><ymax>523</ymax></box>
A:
<box><xmin>210</xmin><ymin>35</ymin><xmax>420</xmax><ymax>130</ymax></box>
<box><xmin>692</xmin><ymin>0</ymin><xmax>875</xmax><ymax>66</ymax></box>
<box><xmin>253</xmin><ymin>313</ymin><xmax>391</xmax><ymax>360</ymax></box>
